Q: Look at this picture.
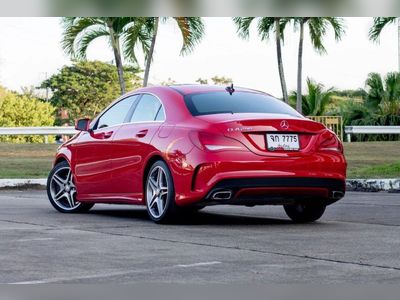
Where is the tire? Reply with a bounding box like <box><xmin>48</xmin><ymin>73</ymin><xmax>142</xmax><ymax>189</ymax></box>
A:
<box><xmin>47</xmin><ymin>161</ymin><xmax>94</xmax><ymax>213</ymax></box>
<box><xmin>284</xmin><ymin>202</ymin><xmax>326</xmax><ymax>223</ymax></box>
<box><xmin>145</xmin><ymin>160</ymin><xmax>179</xmax><ymax>223</ymax></box>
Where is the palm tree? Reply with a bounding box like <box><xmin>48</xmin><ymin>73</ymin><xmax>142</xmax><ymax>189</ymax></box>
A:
<box><xmin>139</xmin><ymin>17</ymin><xmax>205</xmax><ymax>87</ymax></box>
<box><xmin>234</xmin><ymin>17</ymin><xmax>290</xmax><ymax>103</ymax></box>
<box><xmin>291</xmin><ymin>17</ymin><xmax>345</xmax><ymax>114</ymax></box>
<box><xmin>61</xmin><ymin>17</ymin><xmax>150</xmax><ymax>95</ymax></box>
<box><xmin>365</xmin><ymin>72</ymin><xmax>400</xmax><ymax>111</ymax></box>
<box><xmin>289</xmin><ymin>78</ymin><xmax>335</xmax><ymax>116</ymax></box>
<box><xmin>369</xmin><ymin>17</ymin><xmax>400</xmax><ymax>72</ymax></box>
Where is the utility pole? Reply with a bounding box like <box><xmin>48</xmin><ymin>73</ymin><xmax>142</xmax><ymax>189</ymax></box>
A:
<box><xmin>45</xmin><ymin>72</ymin><xmax>49</xmax><ymax>101</ymax></box>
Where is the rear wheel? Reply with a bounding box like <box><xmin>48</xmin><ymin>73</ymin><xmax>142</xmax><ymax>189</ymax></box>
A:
<box><xmin>284</xmin><ymin>202</ymin><xmax>326</xmax><ymax>223</ymax></box>
<box><xmin>47</xmin><ymin>161</ymin><xmax>94</xmax><ymax>213</ymax></box>
<box><xmin>145</xmin><ymin>160</ymin><xmax>179</xmax><ymax>223</ymax></box>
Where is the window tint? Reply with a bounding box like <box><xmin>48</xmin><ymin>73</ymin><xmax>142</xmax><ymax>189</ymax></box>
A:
<box><xmin>184</xmin><ymin>92</ymin><xmax>302</xmax><ymax>117</ymax></box>
<box><xmin>130</xmin><ymin>94</ymin><xmax>164</xmax><ymax>122</ymax></box>
<box><xmin>96</xmin><ymin>96</ymin><xmax>137</xmax><ymax>129</ymax></box>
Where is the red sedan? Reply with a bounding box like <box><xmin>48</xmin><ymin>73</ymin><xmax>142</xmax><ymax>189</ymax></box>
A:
<box><xmin>47</xmin><ymin>85</ymin><xmax>346</xmax><ymax>223</ymax></box>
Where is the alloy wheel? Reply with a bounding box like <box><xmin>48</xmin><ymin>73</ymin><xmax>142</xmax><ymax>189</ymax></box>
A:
<box><xmin>49</xmin><ymin>166</ymin><xmax>81</xmax><ymax>211</ymax></box>
<box><xmin>146</xmin><ymin>166</ymin><xmax>169</xmax><ymax>219</ymax></box>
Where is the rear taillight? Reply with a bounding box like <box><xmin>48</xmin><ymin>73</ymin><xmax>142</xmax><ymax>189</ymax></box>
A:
<box><xmin>318</xmin><ymin>130</ymin><xmax>343</xmax><ymax>153</ymax></box>
<box><xmin>189</xmin><ymin>131</ymin><xmax>248</xmax><ymax>152</ymax></box>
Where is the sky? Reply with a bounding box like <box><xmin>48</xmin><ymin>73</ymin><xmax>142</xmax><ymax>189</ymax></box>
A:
<box><xmin>0</xmin><ymin>17</ymin><xmax>398</xmax><ymax>98</ymax></box>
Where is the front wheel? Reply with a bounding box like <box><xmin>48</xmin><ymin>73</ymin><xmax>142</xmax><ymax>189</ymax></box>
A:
<box><xmin>284</xmin><ymin>202</ymin><xmax>326</xmax><ymax>223</ymax></box>
<box><xmin>47</xmin><ymin>161</ymin><xmax>94</xmax><ymax>213</ymax></box>
<box><xmin>145</xmin><ymin>160</ymin><xmax>179</xmax><ymax>223</ymax></box>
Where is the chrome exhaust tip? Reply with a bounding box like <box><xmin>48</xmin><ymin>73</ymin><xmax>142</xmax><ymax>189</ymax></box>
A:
<box><xmin>211</xmin><ymin>190</ymin><xmax>232</xmax><ymax>200</ymax></box>
<box><xmin>332</xmin><ymin>191</ymin><xmax>344</xmax><ymax>199</ymax></box>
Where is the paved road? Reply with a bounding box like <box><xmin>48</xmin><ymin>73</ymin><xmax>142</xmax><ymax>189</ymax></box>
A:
<box><xmin>0</xmin><ymin>190</ymin><xmax>399</xmax><ymax>283</ymax></box>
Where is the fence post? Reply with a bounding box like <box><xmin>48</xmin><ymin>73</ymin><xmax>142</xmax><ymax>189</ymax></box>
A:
<box><xmin>347</xmin><ymin>133</ymin><xmax>351</xmax><ymax>143</ymax></box>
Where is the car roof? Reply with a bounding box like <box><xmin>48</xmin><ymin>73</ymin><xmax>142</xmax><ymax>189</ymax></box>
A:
<box><xmin>166</xmin><ymin>84</ymin><xmax>271</xmax><ymax>96</ymax></box>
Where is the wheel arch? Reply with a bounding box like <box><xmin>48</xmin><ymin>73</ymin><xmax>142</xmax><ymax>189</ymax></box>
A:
<box><xmin>54</xmin><ymin>155</ymin><xmax>70</xmax><ymax>166</ymax></box>
<box><xmin>142</xmin><ymin>154</ymin><xmax>168</xmax><ymax>190</ymax></box>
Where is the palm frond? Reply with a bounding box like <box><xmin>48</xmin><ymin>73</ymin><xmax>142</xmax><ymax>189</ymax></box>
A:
<box><xmin>257</xmin><ymin>17</ymin><xmax>276</xmax><ymax>41</ymax></box>
<box><xmin>365</xmin><ymin>72</ymin><xmax>385</xmax><ymax>108</ymax></box>
<box><xmin>174</xmin><ymin>17</ymin><xmax>205</xmax><ymax>55</ymax></box>
<box><xmin>306</xmin><ymin>17</ymin><xmax>345</xmax><ymax>54</ymax></box>
<box><xmin>290</xmin><ymin>78</ymin><xmax>334</xmax><ymax>115</ymax></box>
<box><xmin>122</xmin><ymin>18</ymin><xmax>152</xmax><ymax>64</ymax></box>
<box><xmin>76</xmin><ymin>28</ymin><xmax>109</xmax><ymax>60</ymax></box>
<box><xmin>369</xmin><ymin>17</ymin><xmax>397</xmax><ymax>42</ymax></box>
<box><xmin>308</xmin><ymin>18</ymin><xmax>328</xmax><ymax>54</ymax></box>
<box><xmin>233</xmin><ymin>17</ymin><xmax>255</xmax><ymax>39</ymax></box>
<box><xmin>61</xmin><ymin>17</ymin><xmax>106</xmax><ymax>59</ymax></box>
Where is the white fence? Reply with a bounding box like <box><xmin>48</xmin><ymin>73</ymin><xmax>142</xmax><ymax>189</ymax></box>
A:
<box><xmin>0</xmin><ymin>126</ymin><xmax>77</xmax><ymax>143</ymax></box>
<box><xmin>345</xmin><ymin>126</ymin><xmax>400</xmax><ymax>142</ymax></box>
<box><xmin>1</xmin><ymin>126</ymin><xmax>400</xmax><ymax>144</ymax></box>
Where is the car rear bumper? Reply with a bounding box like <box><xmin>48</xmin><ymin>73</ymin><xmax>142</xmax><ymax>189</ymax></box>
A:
<box><xmin>203</xmin><ymin>177</ymin><xmax>345</xmax><ymax>206</ymax></box>
<box><xmin>172</xmin><ymin>148</ymin><xmax>346</xmax><ymax>206</ymax></box>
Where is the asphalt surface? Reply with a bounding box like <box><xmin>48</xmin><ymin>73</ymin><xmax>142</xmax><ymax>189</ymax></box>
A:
<box><xmin>0</xmin><ymin>190</ymin><xmax>399</xmax><ymax>284</ymax></box>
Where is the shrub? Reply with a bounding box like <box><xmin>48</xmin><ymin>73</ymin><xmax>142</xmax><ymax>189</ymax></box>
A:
<box><xmin>0</xmin><ymin>88</ymin><xmax>55</xmax><ymax>143</ymax></box>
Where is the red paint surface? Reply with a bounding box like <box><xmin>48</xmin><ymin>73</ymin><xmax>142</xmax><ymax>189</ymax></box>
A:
<box><xmin>54</xmin><ymin>85</ymin><xmax>347</xmax><ymax>206</ymax></box>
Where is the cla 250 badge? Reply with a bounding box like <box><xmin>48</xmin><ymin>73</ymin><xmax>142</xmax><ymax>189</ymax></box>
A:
<box><xmin>227</xmin><ymin>127</ymin><xmax>253</xmax><ymax>132</ymax></box>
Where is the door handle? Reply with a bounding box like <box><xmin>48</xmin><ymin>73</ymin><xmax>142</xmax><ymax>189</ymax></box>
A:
<box><xmin>136</xmin><ymin>129</ymin><xmax>148</xmax><ymax>138</ymax></box>
<box><xmin>103</xmin><ymin>131</ymin><xmax>113</xmax><ymax>139</ymax></box>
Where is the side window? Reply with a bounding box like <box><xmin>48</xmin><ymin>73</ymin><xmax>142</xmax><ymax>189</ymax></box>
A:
<box><xmin>130</xmin><ymin>94</ymin><xmax>165</xmax><ymax>122</ymax></box>
<box><xmin>96</xmin><ymin>96</ymin><xmax>137</xmax><ymax>129</ymax></box>
<box><xmin>155</xmin><ymin>106</ymin><xmax>165</xmax><ymax>121</ymax></box>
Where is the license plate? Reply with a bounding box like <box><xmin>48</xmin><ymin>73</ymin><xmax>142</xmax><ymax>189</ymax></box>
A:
<box><xmin>266</xmin><ymin>134</ymin><xmax>300</xmax><ymax>151</ymax></box>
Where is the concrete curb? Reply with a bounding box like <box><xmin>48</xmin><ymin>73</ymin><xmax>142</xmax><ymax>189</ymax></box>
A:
<box><xmin>346</xmin><ymin>178</ymin><xmax>400</xmax><ymax>193</ymax></box>
<box><xmin>0</xmin><ymin>179</ymin><xmax>47</xmax><ymax>189</ymax></box>
<box><xmin>0</xmin><ymin>178</ymin><xmax>399</xmax><ymax>193</ymax></box>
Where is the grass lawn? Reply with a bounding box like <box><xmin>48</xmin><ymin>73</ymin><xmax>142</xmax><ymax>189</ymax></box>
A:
<box><xmin>344</xmin><ymin>141</ymin><xmax>400</xmax><ymax>179</ymax></box>
<box><xmin>0</xmin><ymin>143</ymin><xmax>57</xmax><ymax>179</ymax></box>
<box><xmin>0</xmin><ymin>142</ymin><xmax>399</xmax><ymax>179</ymax></box>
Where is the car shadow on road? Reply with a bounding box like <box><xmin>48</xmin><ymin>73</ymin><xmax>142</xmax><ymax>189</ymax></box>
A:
<box><xmin>89</xmin><ymin>208</ymin><xmax>299</xmax><ymax>226</ymax></box>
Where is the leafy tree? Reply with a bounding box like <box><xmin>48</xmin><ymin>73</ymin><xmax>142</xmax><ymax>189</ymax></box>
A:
<box><xmin>234</xmin><ymin>17</ymin><xmax>290</xmax><ymax>103</ymax></box>
<box><xmin>211</xmin><ymin>76</ymin><xmax>232</xmax><ymax>85</ymax></box>
<box><xmin>0</xmin><ymin>87</ymin><xmax>55</xmax><ymax>143</ymax></box>
<box><xmin>369</xmin><ymin>17</ymin><xmax>400</xmax><ymax>71</ymax></box>
<box><xmin>289</xmin><ymin>78</ymin><xmax>335</xmax><ymax>116</ymax></box>
<box><xmin>332</xmin><ymin>89</ymin><xmax>367</xmax><ymax>99</ymax></box>
<box><xmin>41</xmin><ymin>61</ymin><xmax>141</xmax><ymax>122</ymax></box>
<box><xmin>334</xmin><ymin>72</ymin><xmax>400</xmax><ymax>141</ymax></box>
<box><xmin>290</xmin><ymin>18</ymin><xmax>345</xmax><ymax>113</ymax></box>
<box><xmin>138</xmin><ymin>17</ymin><xmax>205</xmax><ymax>87</ymax></box>
<box><xmin>61</xmin><ymin>17</ymin><xmax>150</xmax><ymax>94</ymax></box>
<box><xmin>196</xmin><ymin>78</ymin><xmax>208</xmax><ymax>84</ymax></box>
<box><xmin>0</xmin><ymin>86</ymin><xmax>6</xmax><ymax>98</ymax></box>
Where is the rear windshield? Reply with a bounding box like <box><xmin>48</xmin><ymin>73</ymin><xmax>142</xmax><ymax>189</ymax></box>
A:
<box><xmin>184</xmin><ymin>91</ymin><xmax>302</xmax><ymax>117</ymax></box>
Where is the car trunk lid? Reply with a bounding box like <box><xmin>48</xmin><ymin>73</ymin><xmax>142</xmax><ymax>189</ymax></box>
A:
<box><xmin>196</xmin><ymin>113</ymin><xmax>326</xmax><ymax>156</ymax></box>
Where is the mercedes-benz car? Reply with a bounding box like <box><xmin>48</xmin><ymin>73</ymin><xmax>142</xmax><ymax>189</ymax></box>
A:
<box><xmin>47</xmin><ymin>85</ymin><xmax>346</xmax><ymax>223</ymax></box>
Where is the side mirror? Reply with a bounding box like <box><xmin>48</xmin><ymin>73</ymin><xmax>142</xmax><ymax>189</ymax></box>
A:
<box><xmin>75</xmin><ymin>118</ymin><xmax>91</xmax><ymax>132</ymax></box>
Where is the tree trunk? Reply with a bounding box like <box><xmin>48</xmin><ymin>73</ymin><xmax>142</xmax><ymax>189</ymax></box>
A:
<box><xmin>143</xmin><ymin>17</ymin><xmax>159</xmax><ymax>87</ymax></box>
<box><xmin>108</xmin><ymin>23</ymin><xmax>126</xmax><ymax>95</ymax></box>
<box><xmin>275</xmin><ymin>18</ymin><xmax>289</xmax><ymax>103</ymax></box>
<box><xmin>398</xmin><ymin>18</ymin><xmax>400</xmax><ymax>72</ymax></box>
<box><xmin>296</xmin><ymin>20</ymin><xmax>305</xmax><ymax>114</ymax></box>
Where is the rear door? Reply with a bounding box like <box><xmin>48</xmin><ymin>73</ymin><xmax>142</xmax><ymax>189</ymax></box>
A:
<box><xmin>110</xmin><ymin>94</ymin><xmax>166</xmax><ymax>197</ymax></box>
<box><xmin>74</xmin><ymin>95</ymin><xmax>137</xmax><ymax>196</ymax></box>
